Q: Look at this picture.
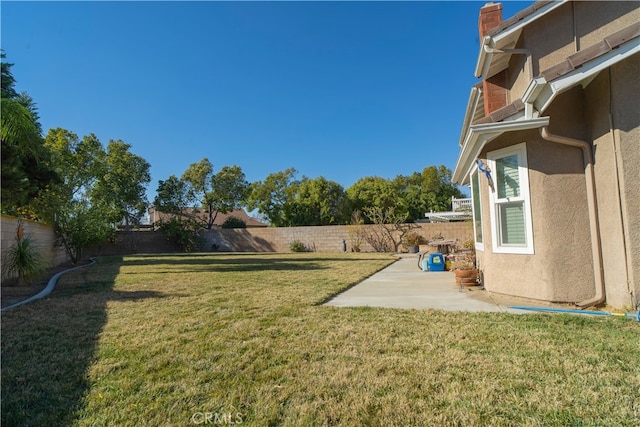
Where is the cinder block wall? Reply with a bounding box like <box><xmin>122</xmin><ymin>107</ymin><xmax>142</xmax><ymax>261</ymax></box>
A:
<box><xmin>85</xmin><ymin>222</ymin><xmax>473</xmax><ymax>256</ymax></box>
<box><xmin>1</xmin><ymin>215</ymin><xmax>70</xmax><ymax>280</ymax></box>
<box><xmin>205</xmin><ymin>222</ymin><xmax>473</xmax><ymax>253</ymax></box>
<box><xmin>86</xmin><ymin>230</ymin><xmax>177</xmax><ymax>257</ymax></box>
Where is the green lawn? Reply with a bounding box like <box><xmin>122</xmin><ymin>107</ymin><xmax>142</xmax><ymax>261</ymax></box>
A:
<box><xmin>2</xmin><ymin>253</ymin><xmax>639</xmax><ymax>426</ymax></box>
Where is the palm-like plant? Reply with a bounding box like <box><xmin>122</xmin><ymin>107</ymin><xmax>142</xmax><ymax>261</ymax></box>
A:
<box><xmin>1</xmin><ymin>51</ymin><xmax>59</xmax><ymax>213</ymax></box>
<box><xmin>2</xmin><ymin>223</ymin><xmax>45</xmax><ymax>284</ymax></box>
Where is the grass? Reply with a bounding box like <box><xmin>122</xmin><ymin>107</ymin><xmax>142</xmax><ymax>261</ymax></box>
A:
<box><xmin>2</xmin><ymin>253</ymin><xmax>639</xmax><ymax>426</ymax></box>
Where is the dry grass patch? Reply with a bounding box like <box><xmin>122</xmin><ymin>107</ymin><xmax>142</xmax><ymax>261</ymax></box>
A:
<box><xmin>2</xmin><ymin>253</ymin><xmax>639</xmax><ymax>426</ymax></box>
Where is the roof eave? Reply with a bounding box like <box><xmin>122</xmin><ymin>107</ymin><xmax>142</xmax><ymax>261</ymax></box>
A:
<box><xmin>452</xmin><ymin>116</ymin><xmax>550</xmax><ymax>185</ymax></box>
<box><xmin>474</xmin><ymin>1</ymin><xmax>567</xmax><ymax>80</ymax></box>
<box><xmin>458</xmin><ymin>86</ymin><xmax>483</xmax><ymax>147</ymax></box>
<box><xmin>474</xmin><ymin>36</ymin><xmax>493</xmax><ymax>78</ymax></box>
<box><xmin>537</xmin><ymin>38</ymin><xmax>640</xmax><ymax>113</ymax></box>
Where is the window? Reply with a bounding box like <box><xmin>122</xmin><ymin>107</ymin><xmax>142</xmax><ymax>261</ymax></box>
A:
<box><xmin>487</xmin><ymin>143</ymin><xmax>534</xmax><ymax>254</ymax></box>
<box><xmin>470</xmin><ymin>167</ymin><xmax>483</xmax><ymax>250</ymax></box>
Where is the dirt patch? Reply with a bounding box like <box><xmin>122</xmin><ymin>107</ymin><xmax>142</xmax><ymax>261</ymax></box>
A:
<box><xmin>1</xmin><ymin>262</ymin><xmax>76</xmax><ymax>309</ymax></box>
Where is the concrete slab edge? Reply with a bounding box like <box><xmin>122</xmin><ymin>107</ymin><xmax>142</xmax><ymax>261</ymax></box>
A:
<box><xmin>318</xmin><ymin>256</ymin><xmax>399</xmax><ymax>306</ymax></box>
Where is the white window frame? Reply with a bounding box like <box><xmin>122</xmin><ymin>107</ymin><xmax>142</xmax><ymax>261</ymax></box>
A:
<box><xmin>487</xmin><ymin>143</ymin><xmax>534</xmax><ymax>254</ymax></box>
<box><xmin>469</xmin><ymin>165</ymin><xmax>484</xmax><ymax>251</ymax></box>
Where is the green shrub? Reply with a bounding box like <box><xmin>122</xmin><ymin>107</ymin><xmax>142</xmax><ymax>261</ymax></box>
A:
<box><xmin>289</xmin><ymin>240</ymin><xmax>308</xmax><ymax>252</ymax></box>
<box><xmin>158</xmin><ymin>218</ymin><xmax>204</xmax><ymax>252</ymax></box>
<box><xmin>221</xmin><ymin>216</ymin><xmax>246</xmax><ymax>229</ymax></box>
<box><xmin>3</xmin><ymin>235</ymin><xmax>45</xmax><ymax>284</ymax></box>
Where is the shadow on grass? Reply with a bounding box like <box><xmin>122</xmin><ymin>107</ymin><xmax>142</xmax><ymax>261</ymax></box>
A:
<box><xmin>119</xmin><ymin>253</ymin><xmax>341</xmax><ymax>273</ymax></box>
<box><xmin>1</xmin><ymin>252</ymin><xmax>392</xmax><ymax>425</ymax></box>
<box><xmin>0</xmin><ymin>256</ymin><xmax>172</xmax><ymax>426</ymax></box>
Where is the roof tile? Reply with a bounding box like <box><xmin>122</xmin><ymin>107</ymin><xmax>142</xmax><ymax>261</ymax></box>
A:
<box><xmin>486</xmin><ymin>0</ymin><xmax>554</xmax><ymax>37</ymax></box>
<box><xmin>473</xmin><ymin>98</ymin><xmax>524</xmax><ymax>125</ymax></box>
<box><xmin>541</xmin><ymin>22</ymin><xmax>640</xmax><ymax>82</ymax></box>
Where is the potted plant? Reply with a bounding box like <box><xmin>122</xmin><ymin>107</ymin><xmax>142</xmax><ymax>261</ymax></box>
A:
<box><xmin>452</xmin><ymin>239</ymin><xmax>478</xmax><ymax>286</ymax></box>
<box><xmin>403</xmin><ymin>231</ymin><xmax>424</xmax><ymax>254</ymax></box>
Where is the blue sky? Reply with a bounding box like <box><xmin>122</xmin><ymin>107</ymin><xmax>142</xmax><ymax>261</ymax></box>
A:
<box><xmin>2</xmin><ymin>0</ymin><xmax>532</xmax><ymax>200</ymax></box>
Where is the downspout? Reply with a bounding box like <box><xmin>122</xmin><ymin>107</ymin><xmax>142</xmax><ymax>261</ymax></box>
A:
<box><xmin>540</xmin><ymin>127</ymin><xmax>605</xmax><ymax>308</ymax></box>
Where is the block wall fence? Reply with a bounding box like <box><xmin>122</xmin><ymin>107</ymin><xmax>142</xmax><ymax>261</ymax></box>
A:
<box><xmin>88</xmin><ymin>222</ymin><xmax>473</xmax><ymax>256</ymax></box>
<box><xmin>205</xmin><ymin>222</ymin><xmax>473</xmax><ymax>253</ymax></box>
<box><xmin>1</xmin><ymin>215</ymin><xmax>472</xmax><ymax>271</ymax></box>
<box><xmin>1</xmin><ymin>215</ymin><xmax>70</xmax><ymax>280</ymax></box>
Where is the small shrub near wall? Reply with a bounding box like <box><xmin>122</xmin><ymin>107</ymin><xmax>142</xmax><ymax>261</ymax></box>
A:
<box><xmin>1</xmin><ymin>215</ymin><xmax>70</xmax><ymax>281</ymax></box>
<box><xmin>3</xmin><ymin>233</ymin><xmax>45</xmax><ymax>284</ymax></box>
<box><xmin>289</xmin><ymin>240</ymin><xmax>309</xmax><ymax>252</ymax></box>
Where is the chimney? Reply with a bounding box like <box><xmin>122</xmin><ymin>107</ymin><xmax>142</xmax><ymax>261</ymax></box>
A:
<box><xmin>479</xmin><ymin>2</ymin><xmax>508</xmax><ymax>116</ymax></box>
<box><xmin>479</xmin><ymin>2</ymin><xmax>503</xmax><ymax>39</ymax></box>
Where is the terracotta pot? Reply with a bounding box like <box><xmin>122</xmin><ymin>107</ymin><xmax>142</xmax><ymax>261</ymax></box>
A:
<box><xmin>454</xmin><ymin>269</ymin><xmax>479</xmax><ymax>286</ymax></box>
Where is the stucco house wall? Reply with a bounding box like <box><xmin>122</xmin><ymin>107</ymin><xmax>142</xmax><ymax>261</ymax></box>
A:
<box><xmin>457</xmin><ymin>1</ymin><xmax>639</xmax><ymax>309</ymax></box>
<box><xmin>476</xmin><ymin>126</ymin><xmax>594</xmax><ymax>302</ymax></box>
<box><xmin>614</xmin><ymin>54</ymin><xmax>640</xmax><ymax>307</ymax></box>
<box><xmin>600</xmin><ymin>53</ymin><xmax>640</xmax><ymax>307</ymax></box>
<box><xmin>574</xmin><ymin>2</ymin><xmax>640</xmax><ymax>48</ymax></box>
<box><xmin>477</xmin><ymin>56</ymin><xmax>639</xmax><ymax>306</ymax></box>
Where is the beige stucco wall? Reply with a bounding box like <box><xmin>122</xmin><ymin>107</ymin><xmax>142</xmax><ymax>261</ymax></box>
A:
<box><xmin>574</xmin><ymin>1</ymin><xmax>640</xmax><ymax>50</ymax></box>
<box><xmin>508</xmin><ymin>2</ymin><xmax>639</xmax><ymax>101</ymax></box>
<box><xmin>609</xmin><ymin>53</ymin><xmax>640</xmax><ymax>308</ymax></box>
<box><xmin>473</xmin><ymin>2</ymin><xmax>639</xmax><ymax>308</ymax></box>
<box><xmin>476</xmin><ymin>127</ymin><xmax>594</xmax><ymax>303</ymax></box>
<box><xmin>478</xmin><ymin>68</ymin><xmax>638</xmax><ymax>308</ymax></box>
<box><xmin>524</xmin><ymin>2</ymin><xmax>576</xmax><ymax>77</ymax></box>
<box><xmin>507</xmin><ymin>47</ymin><xmax>531</xmax><ymax>104</ymax></box>
<box><xmin>477</xmin><ymin>73</ymin><xmax>639</xmax><ymax>307</ymax></box>
<box><xmin>584</xmin><ymin>66</ymin><xmax>635</xmax><ymax>308</ymax></box>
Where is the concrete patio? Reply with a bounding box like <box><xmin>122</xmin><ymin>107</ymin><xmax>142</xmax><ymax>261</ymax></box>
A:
<box><xmin>325</xmin><ymin>255</ymin><xmax>538</xmax><ymax>313</ymax></box>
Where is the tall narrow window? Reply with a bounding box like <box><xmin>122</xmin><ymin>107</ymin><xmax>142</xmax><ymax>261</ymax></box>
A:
<box><xmin>470</xmin><ymin>168</ymin><xmax>483</xmax><ymax>250</ymax></box>
<box><xmin>487</xmin><ymin>143</ymin><xmax>534</xmax><ymax>254</ymax></box>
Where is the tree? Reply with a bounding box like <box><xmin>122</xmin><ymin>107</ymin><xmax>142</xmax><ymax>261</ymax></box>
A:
<box><xmin>246</xmin><ymin>168</ymin><xmax>299</xmax><ymax>227</ymax></box>
<box><xmin>1</xmin><ymin>51</ymin><xmax>17</xmax><ymax>99</ymax></box>
<box><xmin>42</xmin><ymin>128</ymin><xmax>150</xmax><ymax>263</ymax></box>
<box><xmin>153</xmin><ymin>175</ymin><xmax>203</xmax><ymax>252</ymax></box>
<box><xmin>154</xmin><ymin>175</ymin><xmax>194</xmax><ymax>217</ymax></box>
<box><xmin>153</xmin><ymin>162</ymin><xmax>249</xmax><ymax>251</ymax></box>
<box><xmin>288</xmin><ymin>176</ymin><xmax>349</xmax><ymax>226</ymax></box>
<box><xmin>420</xmin><ymin>165</ymin><xmax>465</xmax><ymax>212</ymax></box>
<box><xmin>361</xmin><ymin>206</ymin><xmax>412</xmax><ymax>252</ymax></box>
<box><xmin>1</xmin><ymin>51</ymin><xmax>59</xmax><ymax>214</ymax></box>
<box><xmin>346</xmin><ymin>176</ymin><xmax>407</xmax><ymax>223</ymax></box>
<box><xmin>391</xmin><ymin>166</ymin><xmax>466</xmax><ymax>221</ymax></box>
<box><xmin>181</xmin><ymin>158</ymin><xmax>215</xmax><ymax>227</ymax></box>
<box><xmin>44</xmin><ymin>129</ymin><xmax>105</xmax><ymax>199</ymax></box>
<box><xmin>92</xmin><ymin>139</ymin><xmax>151</xmax><ymax>228</ymax></box>
<box><xmin>209</xmin><ymin>165</ymin><xmax>249</xmax><ymax>221</ymax></box>
<box><xmin>392</xmin><ymin>172</ymin><xmax>425</xmax><ymax>222</ymax></box>
<box><xmin>54</xmin><ymin>198</ymin><xmax>113</xmax><ymax>263</ymax></box>
<box><xmin>42</xmin><ymin>129</ymin><xmax>106</xmax><ymax>262</ymax></box>
<box><xmin>181</xmin><ymin>159</ymin><xmax>249</xmax><ymax>229</ymax></box>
